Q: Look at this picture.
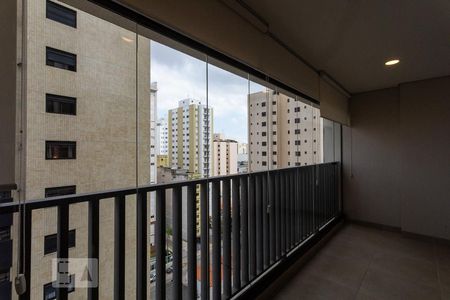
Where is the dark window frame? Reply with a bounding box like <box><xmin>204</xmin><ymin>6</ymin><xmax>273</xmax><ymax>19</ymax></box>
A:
<box><xmin>43</xmin><ymin>274</ymin><xmax>75</xmax><ymax>300</ymax></box>
<box><xmin>45</xmin><ymin>185</ymin><xmax>76</xmax><ymax>198</ymax></box>
<box><xmin>46</xmin><ymin>93</ymin><xmax>77</xmax><ymax>115</ymax></box>
<box><xmin>45</xmin><ymin>141</ymin><xmax>77</xmax><ymax>160</ymax></box>
<box><xmin>46</xmin><ymin>0</ymin><xmax>77</xmax><ymax>28</ymax></box>
<box><xmin>44</xmin><ymin>230</ymin><xmax>76</xmax><ymax>255</ymax></box>
<box><xmin>46</xmin><ymin>47</ymin><xmax>77</xmax><ymax>72</ymax></box>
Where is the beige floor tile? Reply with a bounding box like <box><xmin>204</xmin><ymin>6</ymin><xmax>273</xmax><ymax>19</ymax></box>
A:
<box><xmin>370</xmin><ymin>251</ymin><xmax>439</xmax><ymax>288</ymax></box>
<box><xmin>357</xmin><ymin>268</ymin><xmax>441</xmax><ymax>300</ymax></box>
<box><xmin>274</xmin><ymin>272</ymin><xmax>356</xmax><ymax>300</ymax></box>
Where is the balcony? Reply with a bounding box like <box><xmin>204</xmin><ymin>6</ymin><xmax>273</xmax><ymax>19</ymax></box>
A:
<box><xmin>0</xmin><ymin>163</ymin><xmax>341</xmax><ymax>299</ymax></box>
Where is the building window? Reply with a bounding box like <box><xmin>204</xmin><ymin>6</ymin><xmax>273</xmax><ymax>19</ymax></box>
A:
<box><xmin>295</xmin><ymin>129</ymin><xmax>300</xmax><ymax>134</ymax></box>
<box><xmin>261</xmin><ymin>112</ymin><xmax>266</xmax><ymax>117</ymax></box>
<box><xmin>294</xmin><ymin>107</ymin><xmax>300</xmax><ymax>112</ymax></box>
<box><xmin>46</xmin><ymin>94</ymin><xmax>76</xmax><ymax>115</ymax></box>
<box><xmin>46</xmin><ymin>141</ymin><xmax>76</xmax><ymax>159</ymax></box>
<box><xmin>45</xmin><ymin>186</ymin><xmax>76</xmax><ymax>198</ymax></box>
<box><xmin>261</xmin><ymin>132</ymin><xmax>266</xmax><ymax>137</ymax></box>
<box><xmin>261</xmin><ymin>102</ymin><xmax>266</xmax><ymax>107</ymax></box>
<box><xmin>43</xmin><ymin>274</ymin><xmax>75</xmax><ymax>299</ymax></box>
<box><xmin>262</xmin><ymin>122</ymin><xmax>266</xmax><ymax>127</ymax></box>
<box><xmin>46</xmin><ymin>0</ymin><xmax>77</xmax><ymax>28</ymax></box>
<box><xmin>262</xmin><ymin>151</ymin><xmax>267</xmax><ymax>156</ymax></box>
<box><xmin>262</xmin><ymin>161</ymin><xmax>267</xmax><ymax>166</ymax></box>
<box><xmin>295</xmin><ymin>118</ymin><xmax>300</xmax><ymax>123</ymax></box>
<box><xmin>46</xmin><ymin>47</ymin><xmax>77</xmax><ymax>72</ymax></box>
<box><xmin>44</xmin><ymin>230</ymin><xmax>76</xmax><ymax>255</ymax></box>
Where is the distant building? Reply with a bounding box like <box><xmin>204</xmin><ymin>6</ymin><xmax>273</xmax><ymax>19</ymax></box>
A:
<box><xmin>249</xmin><ymin>91</ymin><xmax>322</xmax><ymax>172</ymax></box>
<box><xmin>156</xmin><ymin>117</ymin><xmax>168</xmax><ymax>155</ymax></box>
<box><xmin>150</xmin><ymin>82</ymin><xmax>158</xmax><ymax>183</ymax></box>
<box><xmin>167</xmin><ymin>99</ymin><xmax>213</xmax><ymax>177</ymax></box>
<box><xmin>213</xmin><ymin>134</ymin><xmax>238</xmax><ymax>176</ymax></box>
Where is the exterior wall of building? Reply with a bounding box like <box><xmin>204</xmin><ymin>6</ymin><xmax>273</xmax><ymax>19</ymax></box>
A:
<box><xmin>213</xmin><ymin>138</ymin><xmax>238</xmax><ymax>176</ymax></box>
<box><xmin>167</xmin><ymin>99</ymin><xmax>213</xmax><ymax>177</ymax></box>
<box><xmin>249</xmin><ymin>91</ymin><xmax>321</xmax><ymax>172</ymax></box>
<box><xmin>19</xmin><ymin>1</ymin><xmax>151</xmax><ymax>298</ymax></box>
<box><xmin>156</xmin><ymin>117</ymin><xmax>168</xmax><ymax>155</ymax></box>
<box><xmin>150</xmin><ymin>82</ymin><xmax>158</xmax><ymax>183</ymax></box>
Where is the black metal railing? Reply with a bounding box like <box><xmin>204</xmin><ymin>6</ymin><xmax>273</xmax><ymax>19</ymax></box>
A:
<box><xmin>0</xmin><ymin>162</ymin><xmax>341</xmax><ymax>300</ymax></box>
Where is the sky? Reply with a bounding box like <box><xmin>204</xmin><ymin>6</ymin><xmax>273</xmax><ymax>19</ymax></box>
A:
<box><xmin>151</xmin><ymin>41</ymin><xmax>264</xmax><ymax>143</ymax></box>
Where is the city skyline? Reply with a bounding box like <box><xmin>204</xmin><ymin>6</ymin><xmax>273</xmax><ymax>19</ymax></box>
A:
<box><xmin>151</xmin><ymin>41</ymin><xmax>252</xmax><ymax>144</ymax></box>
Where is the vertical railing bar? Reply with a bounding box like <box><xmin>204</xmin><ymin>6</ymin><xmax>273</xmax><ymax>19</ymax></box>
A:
<box><xmin>211</xmin><ymin>181</ymin><xmax>221</xmax><ymax>300</ymax></box>
<box><xmin>255</xmin><ymin>174</ymin><xmax>262</xmax><ymax>274</ymax></box>
<box><xmin>275</xmin><ymin>171</ymin><xmax>280</xmax><ymax>260</ymax></box>
<box><xmin>173</xmin><ymin>187</ymin><xmax>183</xmax><ymax>300</ymax></box>
<box><xmin>280</xmin><ymin>171</ymin><xmax>286</xmax><ymax>255</ymax></box>
<box><xmin>88</xmin><ymin>199</ymin><xmax>99</xmax><ymax>300</ymax></box>
<box><xmin>19</xmin><ymin>206</ymin><xmax>32</xmax><ymax>300</ymax></box>
<box><xmin>240</xmin><ymin>176</ymin><xmax>249</xmax><ymax>285</ymax></box>
<box><xmin>290</xmin><ymin>170</ymin><xmax>295</xmax><ymax>249</ymax></box>
<box><xmin>114</xmin><ymin>195</ymin><xmax>125</xmax><ymax>300</ymax></box>
<box><xmin>231</xmin><ymin>177</ymin><xmax>241</xmax><ymax>291</ymax></box>
<box><xmin>137</xmin><ymin>192</ymin><xmax>147</xmax><ymax>300</ymax></box>
<box><xmin>262</xmin><ymin>173</ymin><xmax>269</xmax><ymax>269</ymax></box>
<box><xmin>200</xmin><ymin>183</ymin><xmax>209</xmax><ymax>300</ymax></box>
<box><xmin>223</xmin><ymin>179</ymin><xmax>232</xmax><ymax>298</ymax></box>
<box><xmin>187</xmin><ymin>184</ymin><xmax>197</xmax><ymax>300</ymax></box>
<box><xmin>285</xmin><ymin>170</ymin><xmax>291</xmax><ymax>251</ymax></box>
<box><xmin>155</xmin><ymin>189</ymin><xmax>166</xmax><ymax>300</ymax></box>
<box><xmin>57</xmin><ymin>202</ymin><xmax>69</xmax><ymax>300</ymax></box>
<box><xmin>269</xmin><ymin>172</ymin><xmax>275</xmax><ymax>265</ymax></box>
<box><xmin>248</xmin><ymin>174</ymin><xmax>256</xmax><ymax>279</ymax></box>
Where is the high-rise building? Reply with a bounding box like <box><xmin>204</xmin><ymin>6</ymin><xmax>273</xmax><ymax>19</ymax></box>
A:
<box><xmin>150</xmin><ymin>82</ymin><xmax>158</xmax><ymax>184</ymax></box>
<box><xmin>8</xmin><ymin>1</ymin><xmax>151</xmax><ymax>299</ymax></box>
<box><xmin>249</xmin><ymin>91</ymin><xmax>322</xmax><ymax>172</ymax></box>
<box><xmin>213</xmin><ymin>134</ymin><xmax>238</xmax><ymax>176</ymax></box>
<box><xmin>156</xmin><ymin>117</ymin><xmax>168</xmax><ymax>155</ymax></box>
<box><xmin>167</xmin><ymin>99</ymin><xmax>213</xmax><ymax>177</ymax></box>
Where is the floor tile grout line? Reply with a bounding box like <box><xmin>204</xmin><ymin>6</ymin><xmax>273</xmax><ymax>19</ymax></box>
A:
<box><xmin>433</xmin><ymin>240</ymin><xmax>444</xmax><ymax>300</ymax></box>
<box><xmin>352</xmin><ymin>252</ymin><xmax>375</xmax><ymax>299</ymax></box>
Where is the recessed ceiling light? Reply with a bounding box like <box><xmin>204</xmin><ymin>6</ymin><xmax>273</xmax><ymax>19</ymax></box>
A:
<box><xmin>385</xmin><ymin>59</ymin><xmax>400</xmax><ymax>66</ymax></box>
<box><xmin>121</xmin><ymin>36</ymin><xmax>133</xmax><ymax>43</ymax></box>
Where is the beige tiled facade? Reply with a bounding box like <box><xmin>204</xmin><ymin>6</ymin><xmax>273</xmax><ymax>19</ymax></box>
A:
<box><xmin>249</xmin><ymin>91</ymin><xmax>322</xmax><ymax>172</ymax></box>
<box><xmin>13</xmin><ymin>1</ymin><xmax>151</xmax><ymax>299</ymax></box>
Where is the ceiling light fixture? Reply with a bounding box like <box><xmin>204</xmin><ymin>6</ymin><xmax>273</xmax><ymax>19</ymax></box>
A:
<box><xmin>385</xmin><ymin>59</ymin><xmax>400</xmax><ymax>66</ymax></box>
<box><xmin>121</xmin><ymin>36</ymin><xmax>133</xmax><ymax>43</ymax></box>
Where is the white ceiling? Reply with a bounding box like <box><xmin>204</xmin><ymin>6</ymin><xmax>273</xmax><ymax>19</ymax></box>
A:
<box><xmin>243</xmin><ymin>0</ymin><xmax>450</xmax><ymax>93</ymax></box>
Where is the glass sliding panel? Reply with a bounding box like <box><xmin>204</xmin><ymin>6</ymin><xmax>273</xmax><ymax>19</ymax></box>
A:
<box><xmin>207</xmin><ymin>59</ymin><xmax>248</xmax><ymax>176</ymax></box>
<box><xmin>141</xmin><ymin>27</ymin><xmax>207</xmax><ymax>298</ymax></box>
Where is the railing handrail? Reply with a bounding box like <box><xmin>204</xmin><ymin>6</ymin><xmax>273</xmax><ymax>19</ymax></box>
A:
<box><xmin>0</xmin><ymin>162</ymin><xmax>338</xmax><ymax>213</ymax></box>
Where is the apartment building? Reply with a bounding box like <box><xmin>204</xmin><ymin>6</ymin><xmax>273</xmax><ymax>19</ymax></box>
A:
<box><xmin>212</xmin><ymin>134</ymin><xmax>238</xmax><ymax>176</ymax></box>
<box><xmin>155</xmin><ymin>117</ymin><xmax>168</xmax><ymax>155</ymax></box>
<box><xmin>10</xmin><ymin>1</ymin><xmax>151</xmax><ymax>299</ymax></box>
<box><xmin>167</xmin><ymin>99</ymin><xmax>213</xmax><ymax>177</ymax></box>
<box><xmin>150</xmin><ymin>82</ymin><xmax>158</xmax><ymax>184</ymax></box>
<box><xmin>249</xmin><ymin>91</ymin><xmax>322</xmax><ymax>172</ymax></box>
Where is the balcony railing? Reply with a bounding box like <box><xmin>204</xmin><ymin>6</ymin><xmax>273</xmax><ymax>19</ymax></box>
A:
<box><xmin>0</xmin><ymin>162</ymin><xmax>341</xmax><ymax>300</ymax></box>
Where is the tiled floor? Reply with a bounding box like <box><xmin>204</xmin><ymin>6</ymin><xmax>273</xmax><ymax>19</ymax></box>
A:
<box><xmin>271</xmin><ymin>223</ymin><xmax>450</xmax><ymax>300</ymax></box>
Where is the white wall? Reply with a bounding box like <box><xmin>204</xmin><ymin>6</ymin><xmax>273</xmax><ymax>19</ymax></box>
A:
<box><xmin>343</xmin><ymin>76</ymin><xmax>450</xmax><ymax>240</ymax></box>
